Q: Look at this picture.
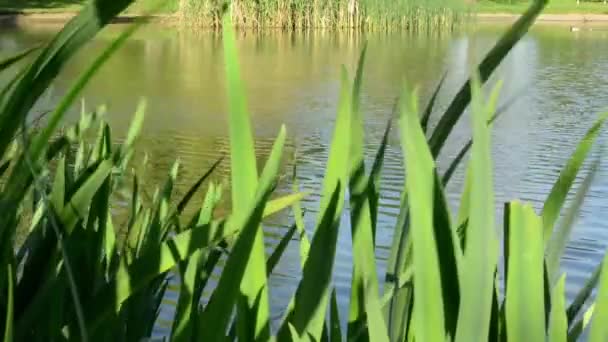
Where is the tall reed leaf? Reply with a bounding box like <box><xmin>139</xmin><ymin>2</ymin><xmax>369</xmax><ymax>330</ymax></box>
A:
<box><xmin>567</xmin><ymin>261</ymin><xmax>602</xmax><ymax>324</ymax></box>
<box><xmin>200</xmin><ymin>126</ymin><xmax>286</xmax><ymax>341</ymax></box>
<box><xmin>0</xmin><ymin>46</ymin><xmax>38</xmax><ymax>73</ymax></box>
<box><xmin>542</xmin><ymin>112</ymin><xmax>608</xmax><ymax>242</ymax></box>
<box><xmin>505</xmin><ymin>202</ymin><xmax>545</xmax><ymax>342</ymax></box>
<box><xmin>222</xmin><ymin>13</ymin><xmax>270</xmax><ymax>341</ymax></box>
<box><xmin>400</xmin><ymin>84</ymin><xmax>446</xmax><ymax>342</ymax></box>
<box><xmin>590</xmin><ymin>253</ymin><xmax>608</xmax><ymax>342</ymax></box>
<box><xmin>279</xmin><ymin>68</ymin><xmax>352</xmax><ymax>341</ymax></box>
<box><xmin>347</xmin><ymin>43</ymin><xmax>382</xmax><ymax>341</ymax></box>
<box><xmin>455</xmin><ymin>78</ymin><xmax>498</xmax><ymax>342</ymax></box>
<box><xmin>549</xmin><ymin>275</ymin><xmax>568</xmax><ymax>342</ymax></box>
<box><xmin>547</xmin><ymin>159</ymin><xmax>599</xmax><ymax>281</ymax></box>
<box><xmin>427</xmin><ymin>0</ymin><xmax>547</xmax><ymax>158</ymax></box>
<box><xmin>3</xmin><ymin>263</ymin><xmax>14</xmax><ymax>342</ymax></box>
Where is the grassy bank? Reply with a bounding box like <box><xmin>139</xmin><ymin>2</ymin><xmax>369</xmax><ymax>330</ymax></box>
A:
<box><xmin>476</xmin><ymin>0</ymin><xmax>608</xmax><ymax>14</ymax></box>
<box><xmin>0</xmin><ymin>0</ymin><xmax>463</xmax><ymax>30</ymax></box>
<box><xmin>175</xmin><ymin>0</ymin><xmax>463</xmax><ymax>30</ymax></box>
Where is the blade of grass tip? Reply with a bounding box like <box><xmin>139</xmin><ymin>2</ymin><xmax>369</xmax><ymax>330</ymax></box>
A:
<box><xmin>60</xmin><ymin>160</ymin><xmax>113</xmax><ymax>234</ymax></box>
<box><xmin>505</xmin><ymin>202</ymin><xmax>545</xmax><ymax>342</ymax></box>
<box><xmin>116</xmin><ymin>99</ymin><xmax>146</xmax><ymax>165</ymax></box>
<box><xmin>427</xmin><ymin>0</ymin><xmax>547</xmax><ymax>158</ymax></box>
<box><xmin>222</xmin><ymin>13</ymin><xmax>270</xmax><ymax>341</ymax></box>
<box><xmin>568</xmin><ymin>304</ymin><xmax>595</xmax><ymax>342</ymax></box>
<box><xmin>454</xmin><ymin>80</ymin><xmax>502</xmax><ymax>230</ymax></box>
<box><xmin>0</xmin><ymin>46</ymin><xmax>39</xmax><ymax>73</ymax></box>
<box><xmin>199</xmin><ymin>126</ymin><xmax>286</xmax><ymax>342</ymax></box>
<box><xmin>442</xmin><ymin>83</ymin><xmax>511</xmax><ymax>186</ymax></box>
<box><xmin>347</xmin><ymin>40</ymin><xmax>381</xmax><ymax>341</ymax></box>
<box><xmin>291</xmin><ymin>162</ymin><xmax>311</xmax><ymax>266</ymax></box>
<box><xmin>399</xmin><ymin>84</ymin><xmax>445</xmax><ymax>342</ymax></box>
<box><xmin>279</xmin><ymin>67</ymin><xmax>352</xmax><ymax>341</ymax></box>
<box><xmin>263</xmin><ymin>192</ymin><xmax>310</xmax><ymax>218</ymax></box>
<box><xmin>277</xmin><ymin>182</ymin><xmax>343</xmax><ymax>341</ymax></box>
<box><xmin>589</xmin><ymin>252</ymin><xmax>608</xmax><ymax>342</ymax></box>
<box><xmin>542</xmin><ymin>112</ymin><xmax>608</xmax><ymax>243</ymax></box>
<box><xmin>421</xmin><ymin>72</ymin><xmax>447</xmax><ymax>133</ymax></box>
<box><xmin>3</xmin><ymin>263</ymin><xmax>13</xmax><ymax>342</ymax></box>
<box><xmin>549</xmin><ymin>275</ymin><xmax>568</xmax><ymax>342</ymax></box>
<box><xmin>176</xmin><ymin>156</ymin><xmax>224</xmax><ymax>214</ymax></box>
<box><xmin>547</xmin><ymin>159</ymin><xmax>599</xmax><ymax>282</ymax></box>
<box><xmin>454</xmin><ymin>76</ymin><xmax>499</xmax><ymax>342</ymax></box>
<box><xmin>567</xmin><ymin>260</ymin><xmax>602</xmax><ymax>325</ymax></box>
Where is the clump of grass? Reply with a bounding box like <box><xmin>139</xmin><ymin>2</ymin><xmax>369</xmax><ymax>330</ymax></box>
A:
<box><xmin>2</xmin><ymin>0</ymin><xmax>608</xmax><ymax>341</ymax></box>
<box><xmin>177</xmin><ymin>0</ymin><xmax>465</xmax><ymax>31</ymax></box>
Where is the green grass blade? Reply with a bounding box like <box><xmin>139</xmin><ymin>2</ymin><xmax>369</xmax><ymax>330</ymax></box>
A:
<box><xmin>60</xmin><ymin>160</ymin><xmax>113</xmax><ymax>234</ymax></box>
<box><xmin>547</xmin><ymin>159</ymin><xmax>599</xmax><ymax>282</ymax></box>
<box><xmin>277</xmin><ymin>183</ymin><xmax>343</xmax><ymax>341</ymax></box>
<box><xmin>505</xmin><ymin>201</ymin><xmax>545</xmax><ymax>342</ymax></box>
<box><xmin>222</xmin><ymin>13</ymin><xmax>270</xmax><ymax>340</ymax></box>
<box><xmin>542</xmin><ymin>112</ymin><xmax>608</xmax><ymax>242</ymax></box>
<box><xmin>365</xmin><ymin>278</ymin><xmax>390</xmax><ymax>342</ymax></box>
<box><xmin>3</xmin><ymin>263</ymin><xmax>13</xmax><ymax>342</ymax></box>
<box><xmin>291</xmin><ymin>162</ymin><xmax>311</xmax><ymax>266</ymax></box>
<box><xmin>171</xmin><ymin>249</ymin><xmax>203</xmax><ymax>342</ymax></box>
<box><xmin>176</xmin><ymin>156</ymin><xmax>223</xmax><ymax>215</ymax></box>
<box><xmin>399</xmin><ymin>85</ymin><xmax>445</xmax><ymax>342</ymax></box>
<box><xmin>421</xmin><ymin>72</ymin><xmax>447</xmax><ymax>133</ymax></box>
<box><xmin>266</xmin><ymin>223</ymin><xmax>297</xmax><ymax>275</ymax></box>
<box><xmin>454</xmin><ymin>78</ymin><xmax>498</xmax><ymax>342</ymax></box>
<box><xmin>568</xmin><ymin>304</ymin><xmax>595</xmax><ymax>342</ymax></box>
<box><xmin>200</xmin><ymin>126</ymin><xmax>286</xmax><ymax>342</ymax></box>
<box><xmin>368</xmin><ymin>121</ymin><xmax>391</xmax><ymax>241</ymax></box>
<box><xmin>431</xmin><ymin>172</ymin><xmax>461</xmax><ymax>336</ymax></box>
<box><xmin>549</xmin><ymin>275</ymin><xmax>568</xmax><ymax>342</ymax></box>
<box><xmin>263</xmin><ymin>192</ymin><xmax>309</xmax><ymax>218</ymax></box>
<box><xmin>589</xmin><ymin>253</ymin><xmax>608</xmax><ymax>342</ymax></box>
<box><xmin>427</xmin><ymin>0</ymin><xmax>547</xmax><ymax>158</ymax></box>
<box><xmin>347</xmin><ymin>42</ymin><xmax>382</xmax><ymax>341</ymax></box>
<box><xmin>567</xmin><ymin>261</ymin><xmax>602</xmax><ymax>325</ymax></box>
<box><xmin>0</xmin><ymin>46</ymin><xmax>38</xmax><ymax>73</ymax></box>
<box><xmin>118</xmin><ymin>99</ymin><xmax>146</xmax><ymax>161</ymax></box>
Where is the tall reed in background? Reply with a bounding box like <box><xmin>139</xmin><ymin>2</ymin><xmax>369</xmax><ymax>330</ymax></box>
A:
<box><xmin>177</xmin><ymin>0</ymin><xmax>465</xmax><ymax>30</ymax></box>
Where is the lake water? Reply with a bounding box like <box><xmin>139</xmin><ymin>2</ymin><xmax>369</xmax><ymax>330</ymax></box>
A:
<box><xmin>2</xmin><ymin>21</ymin><xmax>608</xmax><ymax>335</ymax></box>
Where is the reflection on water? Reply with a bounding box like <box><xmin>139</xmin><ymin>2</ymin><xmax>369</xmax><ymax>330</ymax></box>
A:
<box><xmin>2</xmin><ymin>22</ymin><xmax>608</xmax><ymax>335</ymax></box>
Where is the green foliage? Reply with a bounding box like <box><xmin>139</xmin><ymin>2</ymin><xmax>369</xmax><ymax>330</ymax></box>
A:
<box><xmin>2</xmin><ymin>1</ymin><xmax>608</xmax><ymax>342</ymax></box>
<box><xmin>177</xmin><ymin>0</ymin><xmax>464</xmax><ymax>31</ymax></box>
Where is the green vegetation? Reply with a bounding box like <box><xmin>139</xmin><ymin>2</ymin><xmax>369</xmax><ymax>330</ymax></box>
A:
<box><xmin>176</xmin><ymin>0</ymin><xmax>463</xmax><ymax>30</ymax></box>
<box><xmin>476</xmin><ymin>0</ymin><xmax>608</xmax><ymax>14</ymax></box>
<box><xmin>1</xmin><ymin>0</ymin><xmax>608</xmax><ymax>341</ymax></box>
<box><xmin>0</xmin><ymin>0</ymin><xmax>462</xmax><ymax>31</ymax></box>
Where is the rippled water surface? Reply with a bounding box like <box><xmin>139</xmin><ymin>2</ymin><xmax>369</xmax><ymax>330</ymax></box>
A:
<box><xmin>2</xmin><ymin>21</ymin><xmax>608</xmax><ymax>335</ymax></box>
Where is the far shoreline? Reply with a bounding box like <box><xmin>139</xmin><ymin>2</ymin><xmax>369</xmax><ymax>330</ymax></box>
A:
<box><xmin>477</xmin><ymin>13</ymin><xmax>608</xmax><ymax>23</ymax></box>
<box><xmin>3</xmin><ymin>11</ymin><xmax>608</xmax><ymax>28</ymax></box>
